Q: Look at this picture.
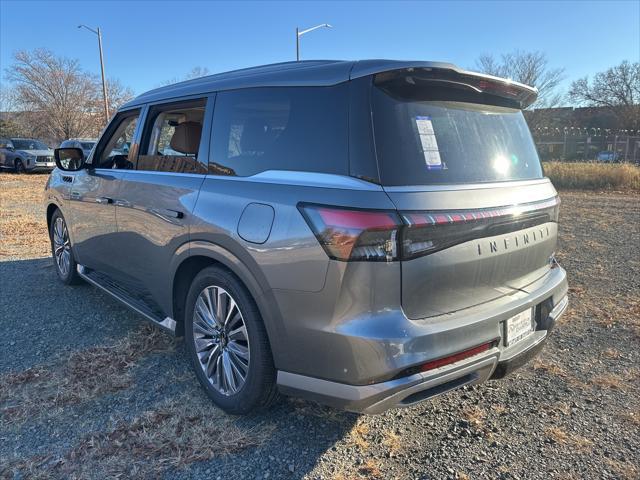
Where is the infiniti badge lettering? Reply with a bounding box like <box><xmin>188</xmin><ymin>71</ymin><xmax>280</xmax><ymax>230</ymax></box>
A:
<box><xmin>477</xmin><ymin>226</ymin><xmax>551</xmax><ymax>256</ymax></box>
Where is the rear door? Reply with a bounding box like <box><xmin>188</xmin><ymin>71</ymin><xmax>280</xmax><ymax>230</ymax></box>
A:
<box><xmin>110</xmin><ymin>96</ymin><xmax>213</xmax><ymax>316</ymax></box>
<box><xmin>370</xmin><ymin>69</ymin><xmax>559</xmax><ymax>319</ymax></box>
<box><xmin>68</xmin><ymin>109</ymin><xmax>140</xmax><ymax>275</ymax></box>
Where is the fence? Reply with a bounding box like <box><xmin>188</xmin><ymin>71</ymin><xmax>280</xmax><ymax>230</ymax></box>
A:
<box><xmin>532</xmin><ymin>128</ymin><xmax>640</xmax><ymax>163</ymax></box>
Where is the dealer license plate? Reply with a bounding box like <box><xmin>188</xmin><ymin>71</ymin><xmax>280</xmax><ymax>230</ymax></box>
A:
<box><xmin>505</xmin><ymin>309</ymin><xmax>534</xmax><ymax>346</ymax></box>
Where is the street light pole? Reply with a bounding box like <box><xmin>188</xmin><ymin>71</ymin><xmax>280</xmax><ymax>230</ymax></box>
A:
<box><xmin>79</xmin><ymin>24</ymin><xmax>110</xmax><ymax>125</ymax></box>
<box><xmin>296</xmin><ymin>23</ymin><xmax>332</xmax><ymax>61</ymax></box>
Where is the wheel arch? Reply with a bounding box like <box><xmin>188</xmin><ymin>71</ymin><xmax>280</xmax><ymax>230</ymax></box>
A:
<box><xmin>46</xmin><ymin>203</ymin><xmax>60</xmax><ymax>231</ymax></box>
<box><xmin>169</xmin><ymin>242</ymin><xmax>285</xmax><ymax>364</ymax></box>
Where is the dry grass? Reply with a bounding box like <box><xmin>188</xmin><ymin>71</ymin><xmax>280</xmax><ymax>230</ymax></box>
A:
<box><xmin>0</xmin><ymin>324</ymin><xmax>176</xmax><ymax>424</ymax></box>
<box><xmin>461</xmin><ymin>405</ymin><xmax>485</xmax><ymax>429</ymax></box>
<box><xmin>544</xmin><ymin>427</ymin><xmax>593</xmax><ymax>453</ymax></box>
<box><xmin>382</xmin><ymin>430</ymin><xmax>402</xmax><ymax>455</ymax></box>
<box><xmin>545</xmin><ymin>426</ymin><xmax>569</xmax><ymax>444</ymax></box>
<box><xmin>601</xmin><ymin>348</ymin><xmax>622</xmax><ymax>359</ymax></box>
<box><xmin>604</xmin><ymin>458</ymin><xmax>639</xmax><ymax>480</ymax></box>
<box><xmin>620</xmin><ymin>410</ymin><xmax>640</xmax><ymax>427</ymax></box>
<box><xmin>358</xmin><ymin>459</ymin><xmax>383</xmax><ymax>479</ymax></box>
<box><xmin>492</xmin><ymin>404</ymin><xmax>507</xmax><ymax>415</ymax></box>
<box><xmin>0</xmin><ymin>173</ymin><xmax>50</xmax><ymax>258</ymax></box>
<box><xmin>532</xmin><ymin>358</ymin><xmax>567</xmax><ymax>377</ymax></box>
<box><xmin>348</xmin><ymin>420</ymin><xmax>370</xmax><ymax>450</ymax></box>
<box><xmin>542</xmin><ymin>161</ymin><xmax>640</xmax><ymax>191</ymax></box>
<box><xmin>2</xmin><ymin>395</ymin><xmax>275</xmax><ymax>479</ymax></box>
<box><xmin>590</xmin><ymin>374</ymin><xmax>625</xmax><ymax>390</ymax></box>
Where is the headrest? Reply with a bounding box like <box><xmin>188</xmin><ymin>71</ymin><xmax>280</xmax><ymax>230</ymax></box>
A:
<box><xmin>170</xmin><ymin>121</ymin><xmax>202</xmax><ymax>155</ymax></box>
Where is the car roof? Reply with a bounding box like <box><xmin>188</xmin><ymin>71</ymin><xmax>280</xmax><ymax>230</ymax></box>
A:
<box><xmin>121</xmin><ymin>59</ymin><xmax>537</xmax><ymax>109</ymax></box>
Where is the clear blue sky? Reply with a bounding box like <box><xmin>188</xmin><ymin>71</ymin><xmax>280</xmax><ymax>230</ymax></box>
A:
<box><xmin>1</xmin><ymin>0</ymin><xmax>639</xmax><ymax>98</ymax></box>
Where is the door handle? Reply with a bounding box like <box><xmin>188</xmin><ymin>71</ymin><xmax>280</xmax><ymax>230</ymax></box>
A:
<box><xmin>95</xmin><ymin>196</ymin><xmax>113</xmax><ymax>204</ymax></box>
<box><xmin>150</xmin><ymin>208</ymin><xmax>184</xmax><ymax>219</ymax></box>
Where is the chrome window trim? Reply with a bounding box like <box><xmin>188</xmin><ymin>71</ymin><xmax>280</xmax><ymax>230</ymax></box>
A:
<box><xmin>204</xmin><ymin>170</ymin><xmax>384</xmax><ymax>191</ymax></box>
<box><xmin>383</xmin><ymin>178</ymin><xmax>552</xmax><ymax>193</ymax></box>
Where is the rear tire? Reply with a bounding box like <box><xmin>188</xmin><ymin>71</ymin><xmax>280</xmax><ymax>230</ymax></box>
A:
<box><xmin>185</xmin><ymin>265</ymin><xmax>278</xmax><ymax>414</ymax></box>
<box><xmin>49</xmin><ymin>210</ymin><xmax>82</xmax><ymax>285</ymax></box>
<box><xmin>14</xmin><ymin>159</ymin><xmax>26</xmax><ymax>174</ymax></box>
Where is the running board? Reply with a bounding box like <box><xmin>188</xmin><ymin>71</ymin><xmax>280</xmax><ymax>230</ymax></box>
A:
<box><xmin>77</xmin><ymin>265</ymin><xmax>176</xmax><ymax>335</ymax></box>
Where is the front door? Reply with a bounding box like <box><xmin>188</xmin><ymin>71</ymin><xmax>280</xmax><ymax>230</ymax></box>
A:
<box><xmin>111</xmin><ymin>97</ymin><xmax>212</xmax><ymax>316</ymax></box>
<box><xmin>68</xmin><ymin>109</ymin><xmax>141</xmax><ymax>276</ymax></box>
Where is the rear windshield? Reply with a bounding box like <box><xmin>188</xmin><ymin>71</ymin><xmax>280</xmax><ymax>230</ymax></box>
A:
<box><xmin>372</xmin><ymin>86</ymin><xmax>543</xmax><ymax>186</ymax></box>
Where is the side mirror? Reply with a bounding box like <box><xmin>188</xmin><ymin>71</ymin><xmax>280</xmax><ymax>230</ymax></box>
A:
<box><xmin>54</xmin><ymin>147</ymin><xmax>85</xmax><ymax>171</ymax></box>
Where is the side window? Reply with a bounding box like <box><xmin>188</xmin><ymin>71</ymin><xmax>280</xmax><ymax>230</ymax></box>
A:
<box><xmin>94</xmin><ymin>110</ymin><xmax>140</xmax><ymax>169</ymax></box>
<box><xmin>137</xmin><ymin>98</ymin><xmax>207</xmax><ymax>173</ymax></box>
<box><xmin>210</xmin><ymin>85</ymin><xmax>348</xmax><ymax>176</ymax></box>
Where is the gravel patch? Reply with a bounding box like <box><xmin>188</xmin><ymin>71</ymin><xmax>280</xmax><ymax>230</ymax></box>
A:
<box><xmin>1</xmin><ymin>176</ymin><xmax>638</xmax><ymax>479</ymax></box>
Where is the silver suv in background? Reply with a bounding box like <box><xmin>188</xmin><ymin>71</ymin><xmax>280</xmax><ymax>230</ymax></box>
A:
<box><xmin>60</xmin><ymin>138</ymin><xmax>97</xmax><ymax>159</ymax></box>
<box><xmin>46</xmin><ymin>60</ymin><xmax>568</xmax><ymax>415</ymax></box>
<box><xmin>1</xmin><ymin>137</ymin><xmax>55</xmax><ymax>172</ymax></box>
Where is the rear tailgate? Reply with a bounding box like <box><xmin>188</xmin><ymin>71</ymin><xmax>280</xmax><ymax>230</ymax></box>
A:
<box><xmin>385</xmin><ymin>181</ymin><xmax>558</xmax><ymax>318</ymax></box>
<box><xmin>370</xmin><ymin>66</ymin><xmax>558</xmax><ymax>319</ymax></box>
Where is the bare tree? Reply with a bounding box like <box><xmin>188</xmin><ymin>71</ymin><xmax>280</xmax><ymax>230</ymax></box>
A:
<box><xmin>475</xmin><ymin>50</ymin><xmax>565</xmax><ymax>109</ymax></box>
<box><xmin>160</xmin><ymin>66</ymin><xmax>211</xmax><ymax>86</ymax></box>
<box><xmin>569</xmin><ymin>61</ymin><xmax>640</xmax><ymax>130</ymax></box>
<box><xmin>475</xmin><ymin>51</ymin><xmax>565</xmax><ymax>131</ymax></box>
<box><xmin>5</xmin><ymin>49</ymin><xmax>133</xmax><ymax>143</ymax></box>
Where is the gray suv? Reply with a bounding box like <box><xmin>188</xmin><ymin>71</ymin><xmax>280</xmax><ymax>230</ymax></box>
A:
<box><xmin>46</xmin><ymin>60</ymin><xmax>568</xmax><ymax>415</ymax></box>
<box><xmin>1</xmin><ymin>138</ymin><xmax>55</xmax><ymax>172</ymax></box>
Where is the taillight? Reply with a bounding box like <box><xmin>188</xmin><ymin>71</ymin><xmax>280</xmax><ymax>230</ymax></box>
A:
<box><xmin>298</xmin><ymin>204</ymin><xmax>402</xmax><ymax>261</ymax></box>
<box><xmin>299</xmin><ymin>196</ymin><xmax>559</xmax><ymax>262</ymax></box>
<box><xmin>401</xmin><ymin>196</ymin><xmax>560</xmax><ymax>259</ymax></box>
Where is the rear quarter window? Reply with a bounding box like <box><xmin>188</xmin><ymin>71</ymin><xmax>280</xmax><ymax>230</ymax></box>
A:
<box><xmin>372</xmin><ymin>85</ymin><xmax>543</xmax><ymax>186</ymax></box>
<box><xmin>210</xmin><ymin>85</ymin><xmax>348</xmax><ymax>176</ymax></box>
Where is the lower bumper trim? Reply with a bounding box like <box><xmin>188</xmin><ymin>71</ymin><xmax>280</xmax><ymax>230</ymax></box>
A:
<box><xmin>277</xmin><ymin>350</ymin><xmax>499</xmax><ymax>414</ymax></box>
<box><xmin>490</xmin><ymin>336</ymin><xmax>547</xmax><ymax>379</ymax></box>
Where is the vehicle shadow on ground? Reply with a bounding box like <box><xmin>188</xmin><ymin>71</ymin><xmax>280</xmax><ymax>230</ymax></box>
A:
<box><xmin>0</xmin><ymin>257</ymin><xmax>358</xmax><ymax>479</ymax></box>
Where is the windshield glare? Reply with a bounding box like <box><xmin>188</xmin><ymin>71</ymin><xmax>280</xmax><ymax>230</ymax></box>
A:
<box><xmin>12</xmin><ymin>139</ymin><xmax>50</xmax><ymax>151</ymax></box>
<box><xmin>80</xmin><ymin>142</ymin><xmax>96</xmax><ymax>150</ymax></box>
<box><xmin>372</xmin><ymin>87</ymin><xmax>543</xmax><ymax>186</ymax></box>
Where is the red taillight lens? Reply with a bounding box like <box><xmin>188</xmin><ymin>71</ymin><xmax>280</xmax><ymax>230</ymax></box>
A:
<box><xmin>419</xmin><ymin>342</ymin><xmax>493</xmax><ymax>372</ymax></box>
<box><xmin>401</xmin><ymin>196</ymin><xmax>560</xmax><ymax>259</ymax></box>
<box><xmin>299</xmin><ymin>197</ymin><xmax>559</xmax><ymax>262</ymax></box>
<box><xmin>298</xmin><ymin>204</ymin><xmax>402</xmax><ymax>261</ymax></box>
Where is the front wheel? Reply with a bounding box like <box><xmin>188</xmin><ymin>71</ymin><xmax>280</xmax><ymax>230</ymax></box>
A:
<box><xmin>50</xmin><ymin>210</ymin><xmax>82</xmax><ymax>285</ymax></box>
<box><xmin>185</xmin><ymin>266</ymin><xmax>278</xmax><ymax>414</ymax></box>
<box><xmin>14</xmin><ymin>159</ymin><xmax>26</xmax><ymax>174</ymax></box>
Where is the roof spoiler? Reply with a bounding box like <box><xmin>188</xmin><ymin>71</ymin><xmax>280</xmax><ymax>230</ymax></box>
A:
<box><xmin>351</xmin><ymin>60</ymin><xmax>538</xmax><ymax>109</ymax></box>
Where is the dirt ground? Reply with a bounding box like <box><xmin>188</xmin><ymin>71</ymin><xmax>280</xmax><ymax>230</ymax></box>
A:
<box><xmin>1</xmin><ymin>172</ymin><xmax>639</xmax><ymax>479</ymax></box>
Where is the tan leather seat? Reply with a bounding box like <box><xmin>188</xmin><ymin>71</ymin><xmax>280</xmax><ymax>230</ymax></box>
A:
<box><xmin>170</xmin><ymin>121</ymin><xmax>202</xmax><ymax>156</ymax></box>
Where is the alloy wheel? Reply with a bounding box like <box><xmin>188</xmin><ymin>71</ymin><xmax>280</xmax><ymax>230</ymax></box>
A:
<box><xmin>192</xmin><ymin>285</ymin><xmax>250</xmax><ymax>395</ymax></box>
<box><xmin>53</xmin><ymin>217</ymin><xmax>71</xmax><ymax>277</ymax></box>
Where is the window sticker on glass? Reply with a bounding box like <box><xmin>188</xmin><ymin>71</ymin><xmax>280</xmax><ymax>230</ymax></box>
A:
<box><xmin>415</xmin><ymin>116</ymin><xmax>442</xmax><ymax>169</ymax></box>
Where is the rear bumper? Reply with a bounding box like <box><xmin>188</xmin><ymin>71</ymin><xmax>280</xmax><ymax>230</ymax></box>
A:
<box><xmin>277</xmin><ymin>267</ymin><xmax>568</xmax><ymax>414</ymax></box>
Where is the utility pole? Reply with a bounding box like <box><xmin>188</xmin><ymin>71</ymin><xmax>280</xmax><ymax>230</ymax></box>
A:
<box><xmin>296</xmin><ymin>24</ymin><xmax>332</xmax><ymax>61</ymax></box>
<box><xmin>79</xmin><ymin>24</ymin><xmax>110</xmax><ymax>125</ymax></box>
